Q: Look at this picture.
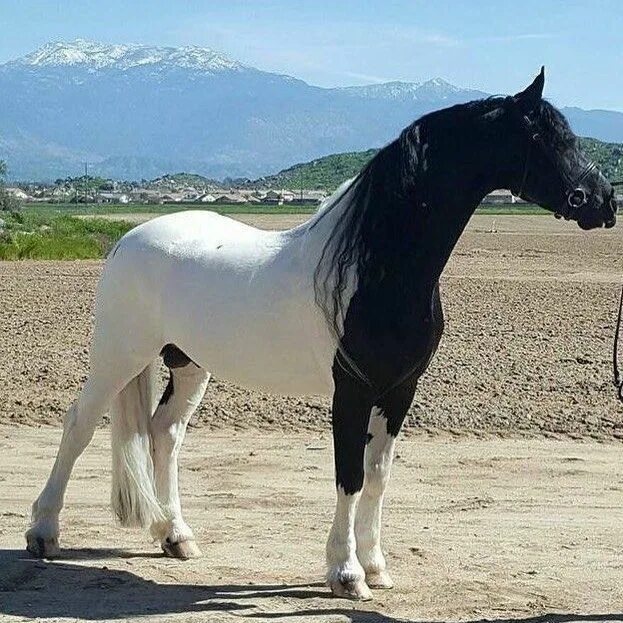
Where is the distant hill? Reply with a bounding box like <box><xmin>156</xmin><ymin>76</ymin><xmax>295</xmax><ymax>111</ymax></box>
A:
<box><xmin>146</xmin><ymin>172</ymin><xmax>221</xmax><ymax>190</ymax></box>
<box><xmin>254</xmin><ymin>137</ymin><xmax>623</xmax><ymax>192</ymax></box>
<box><xmin>251</xmin><ymin>150</ymin><xmax>377</xmax><ymax>190</ymax></box>
<box><xmin>578</xmin><ymin>137</ymin><xmax>623</xmax><ymax>180</ymax></box>
<box><xmin>3</xmin><ymin>39</ymin><xmax>623</xmax><ymax>181</ymax></box>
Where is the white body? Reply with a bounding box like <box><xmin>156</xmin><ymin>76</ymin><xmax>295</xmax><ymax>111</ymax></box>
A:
<box><xmin>103</xmin><ymin>209</ymin><xmax>336</xmax><ymax>396</ymax></box>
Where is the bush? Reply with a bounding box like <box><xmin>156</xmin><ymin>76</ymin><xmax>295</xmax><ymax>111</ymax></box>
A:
<box><xmin>0</xmin><ymin>160</ymin><xmax>21</xmax><ymax>214</ymax></box>
<box><xmin>0</xmin><ymin>188</ymin><xmax>21</xmax><ymax>213</ymax></box>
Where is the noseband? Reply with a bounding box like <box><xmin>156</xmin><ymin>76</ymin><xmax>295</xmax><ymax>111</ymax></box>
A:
<box><xmin>506</xmin><ymin>98</ymin><xmax>602</xmax><ymax>220</ymax></box>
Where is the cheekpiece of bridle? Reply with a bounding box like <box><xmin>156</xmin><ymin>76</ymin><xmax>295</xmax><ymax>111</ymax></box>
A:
<box><xmin>504</xmin><ymin>97</ymin><xmax>602</xmax><ymax>221</ymax></box>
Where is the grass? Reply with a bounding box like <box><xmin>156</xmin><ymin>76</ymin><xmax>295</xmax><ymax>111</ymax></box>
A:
<box><xmin>0</xmin><ymin>211</ymin><xmax>133</xmax><ymax>260</ymax></box>
<box><xmin>21</xmin><ymin>201</ymin><xmax>547</xmax><ymax>217</ymax></box>
<box><xmin>0</xmin><ymin>201</ymin><xmax>547</xmax><ymax>260</ymax></box>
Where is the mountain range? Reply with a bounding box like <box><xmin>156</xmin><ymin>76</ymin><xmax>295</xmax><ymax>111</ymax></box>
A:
<box><xmin>1</xmin><ymin>39</ymin><xmax>622</xmax><ymax>181</ymax></box>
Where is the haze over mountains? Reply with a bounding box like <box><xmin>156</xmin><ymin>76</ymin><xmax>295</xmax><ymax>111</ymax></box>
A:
<box><xmin>1</xmin><ymin>39</ymin><xmax>622</xmax><ymax>181</ymax></box>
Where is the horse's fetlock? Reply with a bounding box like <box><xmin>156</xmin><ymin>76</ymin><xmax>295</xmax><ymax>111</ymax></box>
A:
<box><xmin>357</xmin><ymin>545</ymin><xmax>386</xmax><ymax>575</ymax></box>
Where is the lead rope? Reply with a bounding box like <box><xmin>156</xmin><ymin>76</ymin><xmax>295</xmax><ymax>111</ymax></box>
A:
<box><xmin>609</xmin><ymin>181</ymin><xmax>623</xmax><ymax>401</ymax></box>
<box><xmin>613</xmin><ymin>284</ymin><xmax>623</xmax><ymax>402</ymax></box>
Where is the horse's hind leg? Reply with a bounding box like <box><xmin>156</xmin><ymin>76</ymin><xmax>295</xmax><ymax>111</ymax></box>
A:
<box><xmin>26</xmin><ymin>352</ymin><xmax>154</xmax><ymax>558</ymax></box>
<box><xmin>150</xmin><ymin>346</ymin><xmax>210</xmax><ymax>559</ymax></box>
<box><xmin>26</xmin><ymin>375</ymin><xmax>124</xmax><ymax>557</ymax></box>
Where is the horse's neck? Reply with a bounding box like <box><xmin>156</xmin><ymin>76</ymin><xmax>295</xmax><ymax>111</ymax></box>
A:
<box><xmin>290</xmin><ymin>146</ymin><xmax>497</xmax><ymax>290</ymax></box>
<box><xmin>412</xmin><ymin>190</ymin><xmax>485</xmax><ymax>283</ymax></box>
<box><xmin>411</xmin><ymin>149</ymin><xmax>501</xmax><ymax>282</ymax></box>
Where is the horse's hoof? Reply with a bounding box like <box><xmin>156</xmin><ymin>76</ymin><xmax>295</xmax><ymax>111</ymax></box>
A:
<box><xmin>26</xmin><ymin>534</ymin><xmax>60</xmax><ymax>559</ymax></box>
<box><xmin>162</xmin><ymin>539</ymin><xmax>202</xmax><ymax>560</ymax></box>
<box><xmin>365</xmin><ymin>570</ymin><xmax>394</xmax><ymax>589</ymax></box>
<box><xmin>329</xmin><ymin>576</ymin><xmax>373</xmax><ymax>601</ymax></box>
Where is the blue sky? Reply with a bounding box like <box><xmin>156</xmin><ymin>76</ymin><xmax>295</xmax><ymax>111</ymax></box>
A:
<box><xmin>1</xmin><ymin>0</ymin><xmax>622</xmax><ymax>110</ymax></box>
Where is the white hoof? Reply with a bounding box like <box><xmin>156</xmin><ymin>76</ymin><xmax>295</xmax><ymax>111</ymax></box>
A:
<box><xmin>162</xmin><ymin>538</ymin><xmax>202</xmax><ymax>560</ymax></box>
<box><xmin>25</xmin><ymin>531</ymin><xmax>60</xmax><ymax>559</ymax></box>
<box><xmin>327</xmin><ymin>571</ymin><xmax>373</xmax><ymax>601</ymax></box>
<box><xmin>365</xmin><ymin>570</ymin><xmax>394</xmax><ymax>589</ymax></box>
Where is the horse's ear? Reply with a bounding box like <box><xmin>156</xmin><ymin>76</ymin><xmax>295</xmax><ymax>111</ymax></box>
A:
<box><xmin>513</xmin><ymin>66</ymin><xmax>545</xmax><ymax>112</ymax></box>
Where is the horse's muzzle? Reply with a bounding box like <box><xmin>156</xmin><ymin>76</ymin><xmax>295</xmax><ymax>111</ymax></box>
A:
<box><xmin>611</xmin><ymin>195</ymin><xmax>619</xmax><ymax>213</ymax></box>
<box><xmin>605</xmin><ymin>192</ymin><xmax>618</xmax><ymax>228</ymax></box>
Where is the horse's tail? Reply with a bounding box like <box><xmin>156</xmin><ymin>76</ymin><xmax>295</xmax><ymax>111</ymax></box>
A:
<box><xmin>110</xmin><ymin>362</ymin><xmax>165</xmax><ymax>528</ymax></box>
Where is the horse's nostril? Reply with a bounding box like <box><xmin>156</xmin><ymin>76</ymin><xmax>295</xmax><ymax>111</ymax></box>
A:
<box><xmin>611</xmin><ymin>197</ymin><xmax>619</xmax><ymax>214</ymax></box>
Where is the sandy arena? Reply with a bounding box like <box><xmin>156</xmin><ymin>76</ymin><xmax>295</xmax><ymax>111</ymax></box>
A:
<box><xmin>2</xmin><ymin>213</ymin><xmax>623</xmax><ymax>622</ymax></box>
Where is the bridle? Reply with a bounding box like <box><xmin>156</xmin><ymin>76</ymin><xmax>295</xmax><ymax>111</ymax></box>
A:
<box><xmin>506</xmin><ymin>99</ymin><xmax>623</xmax><ymax>405</ymax></box>
<box><xmin>505</xmin><ymin>97</ymin><xmax>609</xmax><ymax>221</ymax></box>
<box><xmin>337</xmin><ymin>98</ymin><xmax>623</xmax><ymax>404</ymax></box>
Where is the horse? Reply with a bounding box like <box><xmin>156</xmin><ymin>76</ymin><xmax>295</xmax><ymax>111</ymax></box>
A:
<box><xmin>25</xmin><ymin>68</ymin><xmax>617</xmax><ymax>601</ymax></box>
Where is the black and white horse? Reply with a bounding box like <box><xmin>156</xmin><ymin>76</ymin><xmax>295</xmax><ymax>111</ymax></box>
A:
<box><xmin>26</xmin><ymin>69</ymin><xmax>617</xmax><ymax>600</ymax></box>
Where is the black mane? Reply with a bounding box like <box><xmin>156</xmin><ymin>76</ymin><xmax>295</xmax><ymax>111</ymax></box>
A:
<box><xmin>312</xmin><ymin>133</ymin><xmax>420</xmax><ymax>340</ymax></box>
<box><xmin>312</xmin><ymin>95</ymin><xmax>572</xmax><ymax>339</ymax></box>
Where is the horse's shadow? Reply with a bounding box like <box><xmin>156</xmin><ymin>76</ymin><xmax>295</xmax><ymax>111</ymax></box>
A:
<box><xmin>0</xmin><ymin>548</ymin><xmax>622</xmax><ymax>623</ymax></box>
<box><xmin>0</xmin><ymin>547</ymin><xmax>327</xmax><ymax>620</ymax></box>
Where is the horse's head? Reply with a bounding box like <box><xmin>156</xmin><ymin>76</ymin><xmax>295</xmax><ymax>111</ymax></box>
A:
<box><xmin>502</xmin><ymin>67</ymin><xmax>617</xmax><ymax>230</ymax></box>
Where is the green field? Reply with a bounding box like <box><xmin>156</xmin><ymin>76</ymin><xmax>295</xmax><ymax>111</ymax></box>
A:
<box><xmin>475</xmin><ymin>204</ymin><xmax>545</xmax><ymax>215</ymax></box>
<box><xmin>0</xmin><ymin>202</ymin><xmax>546</xmax><ymax>260</ymax></box>
<box><xmin>20</xmin><ymin>201</ymin><xmax>546</xmax><ymax>216</ymax></box>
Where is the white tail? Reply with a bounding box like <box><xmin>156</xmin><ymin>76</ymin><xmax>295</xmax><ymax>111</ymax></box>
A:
<box><xmin>110</xmin><ymin>362</ymin><xmax>165</xmax><ymax>528</ymax></box>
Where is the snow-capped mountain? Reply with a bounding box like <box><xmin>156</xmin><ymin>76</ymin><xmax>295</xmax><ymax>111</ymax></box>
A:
<box><xmin>337</xmin><ymin>78</ymin><xmax>486</xmax><ymax>103</ymax></box>
<box><xmin>11</xmin><ymin>39</ymin><xmax>244</xmax><ymax>73</ymax></box>
<box><xmin>1</xmin><ymin>40</ymin><xmax>622</xmax><ymax>180</ymax></box>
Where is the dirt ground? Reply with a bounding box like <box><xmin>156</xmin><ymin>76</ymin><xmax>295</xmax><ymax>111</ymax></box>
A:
<box><xmin>3</xmin><ymin>213</ymin><xmax>623</xmax><ymax>622</ymax></box>
<box><xmin>2</xmin><ymin>426</ymin><xmax>623</xmax><ymax>622</ymax></box>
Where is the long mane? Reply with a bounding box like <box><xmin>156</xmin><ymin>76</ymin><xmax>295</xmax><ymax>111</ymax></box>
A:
<box><xmin>311</xmin><ymin>95</ymin><xmax>569</xmax><ymax>339</ymax></box>
<box><xmin>311</xmin><ymin>131</ymin><xmax>420</xmax><ymax>339</ymax></box>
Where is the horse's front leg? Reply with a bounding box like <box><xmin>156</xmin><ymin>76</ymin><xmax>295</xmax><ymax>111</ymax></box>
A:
<box><xmin>326</xmin><ymin>364</ymin><xmax>374</xmax><ymax>600</ymax></box>
<box><xmin>355</xmin><ymin>377</ymin><xmax>417</xmax><ymax>589</ymax></box>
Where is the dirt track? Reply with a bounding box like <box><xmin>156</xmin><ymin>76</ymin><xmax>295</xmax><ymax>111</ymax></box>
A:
<box><xmin>2</xmin><ymin>214</ymin><xmax>623</xmax><ymax>437</ymax></box>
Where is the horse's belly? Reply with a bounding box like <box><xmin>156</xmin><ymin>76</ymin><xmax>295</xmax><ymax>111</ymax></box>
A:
<box><xmin>167</xmin><ymin>288</ymin><xmax>337</xmax><ymax>397</ymax></box>
<box><xmin>190</xmin><ymin>328</ymin><xmax>335</xmax><ymax>396</ymax></box>
<box><xmin>210</xmin><ymin>347</ymin><xmax>334</xmax><ymax>396</ymax></box>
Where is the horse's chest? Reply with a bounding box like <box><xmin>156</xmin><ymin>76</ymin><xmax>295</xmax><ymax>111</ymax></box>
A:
<box><xmin>340</xmin><ymin>285</ymin><xmax>444</xmax><ymax>388</ymax></box>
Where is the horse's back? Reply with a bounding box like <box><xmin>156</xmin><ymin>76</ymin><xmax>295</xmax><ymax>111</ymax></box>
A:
<box><xmin>120</xmin><ymin>210</ymin><xmax>275</xmax><ymax>256</ymax></box>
